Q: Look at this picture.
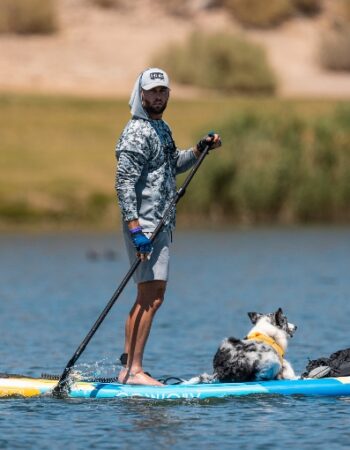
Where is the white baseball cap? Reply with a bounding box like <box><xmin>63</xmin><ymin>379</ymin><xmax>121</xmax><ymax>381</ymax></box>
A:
<box><xmin>141</xmin><ymin>68</ymin><xmax>170</xmax><ymax>91</ymax></box>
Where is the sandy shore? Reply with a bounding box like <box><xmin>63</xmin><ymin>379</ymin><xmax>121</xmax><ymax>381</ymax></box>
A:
<box><xmin>0</xmin><ymin>0</ymin><xmax>350</xmax><ymax>98</ymax></box>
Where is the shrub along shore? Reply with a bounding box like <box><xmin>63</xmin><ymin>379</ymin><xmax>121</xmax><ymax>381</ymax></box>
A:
<box><xmin>0</xmin><ymin>92</ymin><xmax>349</xmax><ymax>231</ymax></box>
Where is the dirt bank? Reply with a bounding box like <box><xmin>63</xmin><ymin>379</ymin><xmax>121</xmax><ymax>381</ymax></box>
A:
<box><xmin>0</xmin><ymin>0</ymin><xmax>349</xmax><ymax>98</ymax></box>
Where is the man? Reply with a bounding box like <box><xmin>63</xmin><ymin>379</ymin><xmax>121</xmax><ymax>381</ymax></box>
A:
<box><xmin>115</xmin><ymin>68</ymin><xmax>221</xmax><ymax>386</ymax></box>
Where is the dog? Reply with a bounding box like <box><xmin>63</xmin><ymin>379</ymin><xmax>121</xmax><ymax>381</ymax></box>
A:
<box><xmin>186</xmin><ymin>308</ymin><xmax>297</xmax><ymax>384</ymax></box>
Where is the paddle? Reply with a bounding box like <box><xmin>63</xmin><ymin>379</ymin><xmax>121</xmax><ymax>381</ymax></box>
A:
<box><xmin>53</xmin><ymin>136</ymin><xmax>215</xmax><ymax>396</ymax></box>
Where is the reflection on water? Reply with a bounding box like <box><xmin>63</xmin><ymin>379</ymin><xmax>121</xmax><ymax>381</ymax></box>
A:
<box><xmin>0</xmin><ymin>227</ymin><xmax>350</xmax><ymax>450</ymax></box>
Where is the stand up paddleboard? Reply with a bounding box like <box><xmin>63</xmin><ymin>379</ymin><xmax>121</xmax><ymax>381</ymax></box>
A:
<box><xmin>1</xmin><ymin>374</ymin><xmax>350</xmax><ymax>400</ymax></box>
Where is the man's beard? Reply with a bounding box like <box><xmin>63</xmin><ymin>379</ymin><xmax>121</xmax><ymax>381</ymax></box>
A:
<box><xmin>143</xmin><ymin>101</ymin><xmax>168</xmax><ymax>116</ymax></box>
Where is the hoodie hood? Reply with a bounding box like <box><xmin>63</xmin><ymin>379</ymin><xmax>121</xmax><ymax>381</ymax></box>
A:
<box><xmin>129</xmin><ymin>73</ymin><xmax>149</xmax><ymax>121</ymax></box>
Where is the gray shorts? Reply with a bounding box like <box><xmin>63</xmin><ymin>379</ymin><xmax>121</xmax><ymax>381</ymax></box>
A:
<box><xmin>123</xmin><ymin>229</ymin><xmax>171</xmax><ymax>284</ymax></box>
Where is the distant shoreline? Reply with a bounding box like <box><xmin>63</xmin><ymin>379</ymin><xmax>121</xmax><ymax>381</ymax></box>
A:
<box><xmin>1</xmin><ymin>93</ymin><xmax>349</xmax><ymax>230</ymax></box>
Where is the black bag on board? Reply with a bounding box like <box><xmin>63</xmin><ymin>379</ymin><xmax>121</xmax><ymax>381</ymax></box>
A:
<box><xmin>302</xmin><ymin>348</ymin><xmax>350</xmax><ymax>378</ymax></box>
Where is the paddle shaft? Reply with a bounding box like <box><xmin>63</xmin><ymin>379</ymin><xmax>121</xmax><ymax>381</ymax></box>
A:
<box><xmin>53</xmin><ymin>143</ymin><xmax>212</xmax><ymax>395</ymax></box>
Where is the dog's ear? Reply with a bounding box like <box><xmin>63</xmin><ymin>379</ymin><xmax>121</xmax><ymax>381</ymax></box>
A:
<box><xmin>248</xmin><ymin>312</ymin><xmax>261</xmax><ymax>324</ymax></box>
<box><xmin>275</xmin><ymin>308</ymin><xmax>284</xmax><ymax>326</ymax></box>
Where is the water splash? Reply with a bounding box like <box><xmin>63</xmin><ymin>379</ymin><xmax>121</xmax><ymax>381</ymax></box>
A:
<box><xmin>71</xmin><ymin>357</ymin><xmax>122</xmax><ymax>381</ymax></box>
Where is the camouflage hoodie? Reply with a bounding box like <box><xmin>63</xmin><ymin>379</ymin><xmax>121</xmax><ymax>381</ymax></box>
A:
<box><xmin>115</xmin><ymin>117</ymin><xmax>197</xmax><ymax>232</ymax></box>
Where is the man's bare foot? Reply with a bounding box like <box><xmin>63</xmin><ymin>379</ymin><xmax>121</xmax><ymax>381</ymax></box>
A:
<box><xmin>118</xmin><ymin>368</ymin><xmax>164</xmax><ymax>386</ymax></box>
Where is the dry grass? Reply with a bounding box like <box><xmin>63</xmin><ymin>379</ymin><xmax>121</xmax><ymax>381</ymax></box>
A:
<box><xmin>0</xmin><ymin>0</ymin><xmax>58</xmax><ymax>34</ymax></box>
<box><xmin>292</xmin><ymin>0</ymin><xmax>322</xmax><ymax>15</ymax></box>
<box><xmin>320</xmin><ymin>25</ymin><xmax>350</xmax><ymax>71</ymax></box>
<box><xmin>160</xmin><ymin>0</ymin><xmax>193</xmax><ymax>16</ymax></box>
<box><xmin>89</xmin><ymin>0</ymin><xmax>120</xmax><ymax>9</ymax></box>
<box><xmin>338</xmin><ymin>0</ymin><xmax>350</xmax><ymax>22</ymax></box>
<box><xmin>223</xmin><ymin>0</ymin><xmax>294</xmax><ymax>28</ymax></box>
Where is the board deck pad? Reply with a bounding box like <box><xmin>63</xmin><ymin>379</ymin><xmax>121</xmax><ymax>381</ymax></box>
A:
<box><xmin>1</xmin><ymin>374</ymin><xmax>350</xmax><ymax>399</ymax></box>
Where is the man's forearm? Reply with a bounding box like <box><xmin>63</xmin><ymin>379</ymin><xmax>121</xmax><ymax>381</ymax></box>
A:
<box><xmin>193</xmin><ymin>146</ymin><xmax>201</xmax><ymax>159</ymax></box>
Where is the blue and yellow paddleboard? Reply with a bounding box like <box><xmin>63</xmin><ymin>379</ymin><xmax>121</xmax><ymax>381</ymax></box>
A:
<box><xmin>1</xmin><ymin>374</ymin><xmax>350</xmax><ymax>399</ymax></box>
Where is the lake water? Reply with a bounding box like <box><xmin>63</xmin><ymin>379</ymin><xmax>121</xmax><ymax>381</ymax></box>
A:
<box><xmin>1</xmin><ymin>228</ymin><xmax>350</xmax><ymax>449</ymax></box>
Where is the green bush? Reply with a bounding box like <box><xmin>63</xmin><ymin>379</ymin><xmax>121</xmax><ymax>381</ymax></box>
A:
<box><xmin>0</xmin><ymin>0</ymin><xmax>58</xmax><ymax>34</ymax></box>
<box><xmin>320</xmin><ymin>25</ymin><xmax>350</xmax><ymax>71</ymax></box>
<box><xmin>223</xmin><ymin>0</ymin><xmax>294</xmax><ymax>28</ymax></box>
<box><xmin>152</xmin><ymin>32</ymin><xmax>276</xmax><ymax>94</ymax></box>
<box><xmin>179</xmin><ymin>106</ymin><xmax>350</xmax><ymax>223</ymax></box>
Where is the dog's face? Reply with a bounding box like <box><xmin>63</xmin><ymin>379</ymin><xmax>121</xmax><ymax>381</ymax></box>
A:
<box><xmin>248</xmin><ymin>308</ymin><xmax>297</xmax><ymax>337</ymax></box>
